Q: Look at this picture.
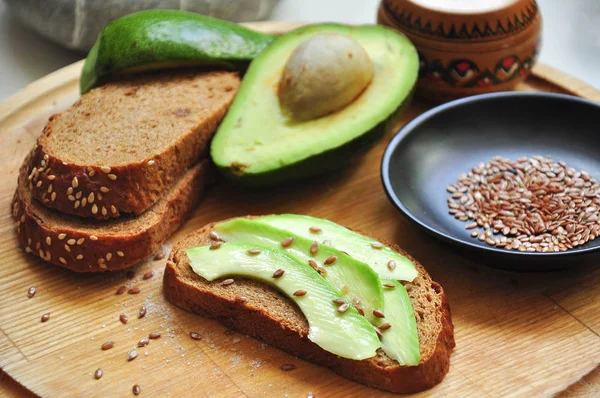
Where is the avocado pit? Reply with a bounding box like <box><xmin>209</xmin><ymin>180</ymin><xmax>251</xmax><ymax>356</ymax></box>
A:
<box><xmin>278</xmin><ymin>33</ymin><xmax>374</xmax><ymax>121</ymax></box>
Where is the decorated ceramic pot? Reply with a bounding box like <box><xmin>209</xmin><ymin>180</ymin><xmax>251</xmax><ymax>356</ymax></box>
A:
<box><xmin>378</xmin><ymin>0</ymin><xmax>541</xmax><ymax>102</ymax></box>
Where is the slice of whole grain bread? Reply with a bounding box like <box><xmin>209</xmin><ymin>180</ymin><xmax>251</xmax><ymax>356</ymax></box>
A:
<box><xmin>12</xmin><ymin>155</ymin><xmax>215</xmax><ymax>273</ymax></box>
<box><xmin>163</xmin><ymin>219</ymin><xmax>455</xmax><ymax>394</ymax></box>
<box><xmin>27</xmin><ymin>69</ymin><xmax>239</xmax><ymax>219</ymax></box>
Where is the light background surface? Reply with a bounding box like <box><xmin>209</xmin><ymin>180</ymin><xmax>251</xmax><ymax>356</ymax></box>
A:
<box><xmin>0</xmin><ymin>0</ymin><xmax>599</xmax><ymax>100</ymax></box>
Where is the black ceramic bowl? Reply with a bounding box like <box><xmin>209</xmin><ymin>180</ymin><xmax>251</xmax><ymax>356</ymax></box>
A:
<box><xmin>381</xmin><ymin>92</ymin><xmax>600</xmax><ymax>271</ymax></box>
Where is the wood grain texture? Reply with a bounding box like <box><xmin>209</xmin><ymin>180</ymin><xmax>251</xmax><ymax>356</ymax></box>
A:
<box><xmin>1</xmin><ymin>22</ymin><xmax>600</xmax><ymax>397</ymax></box>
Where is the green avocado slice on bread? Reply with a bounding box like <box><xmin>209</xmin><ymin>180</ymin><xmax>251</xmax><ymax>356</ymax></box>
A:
<box><xmin>165</xmin><ymin>215</ymin><xmax>454</xmax><ymax>393</ymax></box>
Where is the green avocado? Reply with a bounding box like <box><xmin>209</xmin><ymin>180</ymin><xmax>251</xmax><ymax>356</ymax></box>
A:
<box><xmin>210</xmin><ymin>23</ymin><xmax>418</xmax><ymax>185</ymax></box>
<box><xmin>378</xmin><ymin>280</ymin><xmax>420</xmax><ymax>366</ymax></box>
<box><xmin>187</xmin><ymin>242</ymin><xmax>381</xmax><ymax>360</ymax></box>
<box><xmin>80</xmin><ymin>10</ymin><xmax>275</xmax><ymax>94</ymax></box>
<box><xmin>213</xmin><ymin>218</ymin><xmax>384</xmax><ymax>324</ymax></box>
<box><xmin>255</xmin><ymin>214</ymin><xmax>418</xmax><ymax>282</ymax></box>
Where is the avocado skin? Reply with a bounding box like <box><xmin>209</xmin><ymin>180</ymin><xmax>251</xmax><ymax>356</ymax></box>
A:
<box><xmin>80</xmin><ymin>10</ymin><xmax>275</xmax><ymax>94</ymax></box>
<box><xmin>216</xmin><ymin>93</ymin><xmax>413</xmax><ymax>187</ymax></box>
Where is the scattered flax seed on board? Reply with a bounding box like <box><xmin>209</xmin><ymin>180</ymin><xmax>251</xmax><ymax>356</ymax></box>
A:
<box><xmin>143</xmin><ymin>270</ymin><xmax>155</xmax><ymax>280</ymax></box>
<box><xmin>101</xmin><ymin>341</ymin><xmax>114</xmax><ymax>350</ymax></box>
<box><xmin>447</xmin><ymin>156</ymin><xmax>600</xmax><ymax>253</ymax></box>
<box><xmin>280</xmin><ymin>363</ymin><xmax>297</xmax><ymax>371</ymax></box>
<box><xmin>94</xmin><ymin>368</ymin><xmax>103</xmax><ymax>380</ymax></box>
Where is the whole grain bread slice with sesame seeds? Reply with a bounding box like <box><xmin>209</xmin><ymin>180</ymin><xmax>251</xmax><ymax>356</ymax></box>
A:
<box><xmin>27</xmin><ymin>69</ymin><xmax>239</xmax><ymax>220</ymax></box>
<box><xmin>163</xmin><ymin>219</ymin><xmax>455</xmax><ymax>394</ymax></box>
<box><xmin>12</xmin><ymin>154</ymin><xmax>215</xmax><ymax>272</ymax></box>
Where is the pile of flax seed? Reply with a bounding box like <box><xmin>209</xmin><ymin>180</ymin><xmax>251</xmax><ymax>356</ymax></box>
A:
<box><xmin>447</xmin><ymin>156</ymin><xmax>600</xmax><ymax>252</ymax></box>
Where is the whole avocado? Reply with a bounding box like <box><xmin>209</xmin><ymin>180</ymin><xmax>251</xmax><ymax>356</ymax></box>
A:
<box><xmin>80</xmin><ymin>10</ymin><xmax>275</xmax><ymax>93</ymax></box>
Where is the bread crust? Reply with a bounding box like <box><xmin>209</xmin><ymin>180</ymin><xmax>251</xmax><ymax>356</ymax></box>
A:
<box><xmin>28</xmin><ymin>70</ymin><xmax>239</xmax><ymax>219</ymax></box>
<box><xmin>163</xmin><ymin>219</ymin><xmax>455</xmax><ymax>393</ymax></box>
<box><xmin>12</xmin><ymin>159</ymin><xmax>215</xmax><ymax>272</ymax></box>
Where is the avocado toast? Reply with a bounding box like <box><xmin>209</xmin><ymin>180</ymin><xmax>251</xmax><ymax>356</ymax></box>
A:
<box><xmin>164</xmin><ymin>216</ymin><xmax>455</xmax><ymax>393</ymax></box>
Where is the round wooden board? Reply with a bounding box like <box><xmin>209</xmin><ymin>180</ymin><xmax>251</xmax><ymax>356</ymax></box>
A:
<box><xmin>1</xmin><ymin>22</ymin><xmax>600</xmax><ymax>398</ymax></box>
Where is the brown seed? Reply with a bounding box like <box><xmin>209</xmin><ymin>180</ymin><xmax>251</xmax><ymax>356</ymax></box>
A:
<box><xmin>379</xmin><ymin>323</ymin><xmax>392</xmax><ymax>331</ymax></box>
<box><xmin>293</xmin><ymin>289</ymin><xmax>307</xmax><ymax>297</ymax></box>
<box><xmin>465</xmin><ymin>222</ymin><xmax>478</xmax><ymax>229</ymax></box>
<box><xmin>236</xmin><ymin>296</ymin><xmax>248</xmax><ymax>302</ymax></box>
<box><xmin>280</xmin><ymin>363</ymin><xmax>297</xmax><ymax>371</ymax></box>
<box><xmin>189</xmin><ymin>332</ymin><xmax>202</xmax><ymax>340</ymax></box>
<box><xmin>101</xmin><ymin>341</ymin><xmax>114</xmax><ymax>350</ymax></box>
<box><xmin>247</xmin><ymin>248</ymin><xmax>261</xmax><ymax>255</ymax></box>
<box><xmin>308</xmin><ymin>259</ymin><xmax>318</xmax><ymax>270</ymax></box>
<box><xmin>332</xmin><ymin>299</ymin><xmax>346</xmax><ymax>305</ymax></box>
<box><xmin>143</xmin><ymin>270</ymin><xmax>155</xmax><ymax>280</ymax></box>
<box><xmin>132</xmin><ymin>384</ymin><xmax>141</xmax><ymax>395</ymax></box>
<box><xmin>148</xmin><ymin>332</ymin><xmax>161</xmax><ymax>339</ymax></box>
<box><xmin>272</xmin><ymin>269</ymin><xmax>285</xmax><ymax>279</ymax></box>
<box><xmin>138</xmin><ymin>305</ymin><xmax>147</xmax><ymax>318</ymax></box>
<box><xmin>371</xmin><ymin>242</ymin><xmax>383</xmax><ymax>249</ymax></box>
<box><xmin>373</xmin><ymin>309</ymin><xmax>385</xmax><ymax>318</ymax></box>
<box><xmin>128</xmin><ymin>350</ymin><xmax>138</xmax><ymax>361</ymax></box>
<box><xmin>317</xmin><ymin>267</ymin><xmax>327</xmax><ymax>276</ymax></box>
<box><xmin>387</xmin><ymin>260</ymin><xmax>396</xmax><ymax>271</ymax></box>
<box><xmin>116</xmin><ymin>286</ymin><xmax>127</xmax><ymax>295</ymax></box>
<box><xmin>383</xmin><ymin>283</ymin><xmax>396</xmax><ymax>289</ymax></box>
<box><xmin>94</xmin><ymin>368</ymin><xmax>103</xmax><ymax>380</ymax></box>
<box><xmin>138</xmin><ymin>338</ymin><xmax>149</xmax><ymax>347</ymax></box>
<box><xmin>210</xmin><ymin>241</ymin><xmax>222</xmax><ymax>250</ymax></box>
<box><xmin>119</xmin><ymin>314</ymin><xmax>128</xmax><ymax>324</ymax></box>
<box><xmin>309</xmin><ymin>226</ymin><xmax>322</xmax><ymax>233</ymax></box>
<box><xmin>374</xmin><ymin>326</ymin><xmax>383</xmax><ymax>338</ymax></box>
<box><xmin>128</xmin><ymin>287</ymin><xmax>141</xmax><ymax>295</ymax></box>
<box><xmin>324</xmin><ymin>255</ymin><xmax>337</xmax><ymax>265</ymax></box>
<box><xmin>209</xmin><ymin>231</ymin><xmax>221</xmax><ymax>241</ymax></box>
<box><xmin>355</xmin><ymin>305</ymin><xmax>365</xmax><ymax>316</ymax></box>
<box><xmin>41</xmin><ymin>313</ymin><xmax>50</xmax><ymax>322</ymax></box>
<box><xmin>221</xmin><ymin>278</ymin><xmax>235</xmax><ymax>286</ymax></box>
<box><xmin>310</xmin><ymin>241</ymin><xmax>319</xmax><ymax>254</ymax></box>
<box><xmin>154</xmin><ymin>251</ymin><xmax>165</xmax><ymax>261</ymax></box>
<box><xmin>281</xmin><ymin>237</ymin><xmax>294</xmax><ymax>247</ymax></box>
<box><xmin>27</xmin><ymin>287</ymin><xmax>36</xmax><ymax>298</ymax></box>
<box><xmin>337</xmin><ymin>303</ymin><xmax>350</xmax><ymax>313</ymax></box>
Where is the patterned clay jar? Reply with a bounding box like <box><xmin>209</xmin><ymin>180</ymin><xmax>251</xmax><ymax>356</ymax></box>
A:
<box><xmin>377</xmin><ymin>0</ymin><xmax>541</xmax><ymax>102</ymax></box>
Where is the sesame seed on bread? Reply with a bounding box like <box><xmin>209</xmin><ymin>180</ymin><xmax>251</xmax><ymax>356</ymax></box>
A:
<box><xmin>12</xmin><ymin>157</ymin><xmax>215</xmax><ymax>273</ymax></box>
<box><xmin>27</xmin><ymin>69</ymin><xmax>240</xmax><ymax>220</ymax></box>
<box><xmin>163</xmin><ymin>219</ymin><xmax>455</xmax><ymax>394</ymax></box>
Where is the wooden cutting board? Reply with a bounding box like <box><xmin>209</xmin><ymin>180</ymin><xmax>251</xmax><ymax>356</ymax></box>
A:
<box><xmin>1</xmin><ymin>22</ymin><xmax>600</xmax><ymax>398</ymax></box>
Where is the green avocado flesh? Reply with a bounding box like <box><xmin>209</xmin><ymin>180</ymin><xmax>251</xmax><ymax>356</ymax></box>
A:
<box><xmin>379</xmin><ymin>280</ymin><xmax>421</xmax><ymax>366</ymax></box>
<box><xmin>213</xmin><ymin>218</ymin><xmax>384</xmax><ymax>324</ymax></box>
<box><xmin>80</xmin><ymin>10</ymin><xmax>275</xmax><ymax>93</ymax></box>
<box><xmin>255</xmin><ymin>214</ymin><xmax>418</xmax><ymax>282</ymax></box>
<box><xmin>210</xmin><ymin>23</ymin><xmax>419</xmax><ymax>185</ymax></box>
<box><xmin>187</xmin><ymin>242</ymin><xmax>381</xmax><ymax>360</ymax></box>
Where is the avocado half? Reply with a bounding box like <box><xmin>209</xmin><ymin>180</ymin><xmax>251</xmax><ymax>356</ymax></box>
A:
<box><xmin>80</xmin><ymin>10</ymin><xmax>275</xmax><ymax>94</ymax></box>
<box><xmin>210</xmin><ymin>24</ymin><xmax>419</xmax><ymax>186</ymax></box>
